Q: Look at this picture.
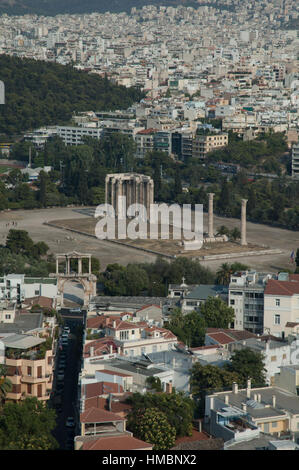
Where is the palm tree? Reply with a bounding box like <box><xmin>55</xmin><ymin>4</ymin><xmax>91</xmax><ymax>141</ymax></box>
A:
<box><xmin>0</xmin><ymin>365</ymin><xmax>12</xmax><ymax>405</ymax></box>
<box><xmin>216</xmin><ymin>263</ymin><xmax>233</xmax><ymax>285</ymax></box>
<box><xmin>229</xmin><ymin>227</ymin><xmax>241</xmax><ymax>242</ymax></box>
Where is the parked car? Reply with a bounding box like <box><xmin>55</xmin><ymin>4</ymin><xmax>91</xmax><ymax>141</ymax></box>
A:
<box><xmin>70</xmin><ymin>307</ymin><xmax>81</xmax><ymax>313</ymax></box>
<box><xmin>63</xmin><ymin>327</ymin><xmax>70</xmax><ymax>334</ymax></box>
<box><xmin>66</xmin><ymin>417</ymin><xmax>75</xmax><ymax>428</ymax></box>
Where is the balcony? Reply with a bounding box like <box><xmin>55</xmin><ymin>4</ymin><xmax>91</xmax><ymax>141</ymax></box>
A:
<box><xmin>21</xmin><ymin>375</ymin><xmax>48</xmax><ymax>384</ymax></box>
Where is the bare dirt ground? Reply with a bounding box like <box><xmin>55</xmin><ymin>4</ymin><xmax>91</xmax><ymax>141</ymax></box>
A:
<box><xmin>0</xmin><ymin>206</ymin><xmax>297</xmax><ymax>273</ymax></box>
<box><xmin>49</xmin><ymin>216</ymin><xmax>264</xmax><ymax>257</ymax></box>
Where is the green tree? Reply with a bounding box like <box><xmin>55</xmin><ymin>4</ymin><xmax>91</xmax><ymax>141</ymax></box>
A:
<box><xmin>127</xmin><ymin>391</ymin><xmax>194</xmax><ymax>438</ymax></box>
<box><xmin>216</xmin><ymin>263</ymin><xmax>233</xmax><ymax>285</ymax></box>
<box><xmin>0</xmin><ymin>365</ymin><xmax>12</xmax><ymax>405</ymax></box>
<box><xmin>225</xmin><ymin>348</ymin><xmax>267</xmax><ymax>388</ymax></box>
<box><xmin>127</xmin><ymin>407</ymin><xmax>176</xmax><ymax>450</ymax></box>
<box><xmin>229</xmin><ymin>227</ymin><xmax>241</xmax><ymax>241</ymax></box>
<box><xmin>166</xmin><ymin>308</ymin><xmax>206</xmax><ymax>348</ymax></box>
<box><xmin>0</xmin><ymin>397</ymin><xmax>58</xmax><ymax>450</ymax></box>
<box><xmin>200</xmin><ymin>296</ymin><xmax>234</xmax><ymax>328</ymax></box>
<box><xmin>145</xmin><ymin>377</ymin><xmax>163</xmax><ymax>392</ymax></box>
<box><xmin>5</xmin><ymin>229</ymin><xmax>34</xmax><ymax>256</ymax></box>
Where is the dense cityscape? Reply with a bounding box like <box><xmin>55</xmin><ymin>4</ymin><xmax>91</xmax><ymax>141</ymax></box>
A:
<box><xmin>0</xmin><ymin>0</ymin><xmax>299</xmax><ymax>455</ymax></box>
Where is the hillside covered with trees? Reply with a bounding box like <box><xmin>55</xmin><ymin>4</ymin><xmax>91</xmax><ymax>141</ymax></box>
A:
<box><xmin>0</xmin><ymin>0</ymin><xmax>233</xmax><ymax>16</ymax></box>
<box><xmin>0</xmin><ymin>54</ymin><xmax>143</xmax><ymax>136</ymax></box>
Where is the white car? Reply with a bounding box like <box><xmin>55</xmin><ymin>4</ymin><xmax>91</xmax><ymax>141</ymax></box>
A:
<box><xmin>70</xmin><ymin>308</ymin><xmax>81</xmax><ymax>313</ymax></box>
<box><xmin>66</xmin><ymin>417</ymin><xmax>75</xmax><ymax>428</ymax></box>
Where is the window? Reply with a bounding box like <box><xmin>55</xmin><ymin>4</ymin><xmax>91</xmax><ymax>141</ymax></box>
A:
<box><xmin>230</xmin><ymin>300</ymin><xmax>235</xmax><ymax>305</ymax></box>
<box><xmin>274</xmin><ymin>314</ymin><xmax>280</xmax><ymax>325</ymax></box>
<box><xmin>271</xmin><ymin>356</ymin><xmax>277</xmax><ymax>362</ymax></box>
<box><xmin>5</xmin><ymin>315</ymin><xmax>10</xmax><ymax>319</ymax></box>
<box><xmin>272</xmin><ymin>422</ymin><xmax>278</xmax><ymax>428</ymax></box>
<box><xmin>27</xmin><ymin>366</ymin><xmax>32</xmax><ymax>377</ymax></box>
<box><xmin>37</xmin><ymin>366</ymin><xmax>42</xmax><ymax>379</ymax></box>
<box><xmin>27</xmin><ymin>384</ymin><xmax>32</xmax><ymax>394</ymax></box>
<box><xmin>275</xmin><ymin>299</ymin><xmax>280</xmax><ymax>306</ymax></box>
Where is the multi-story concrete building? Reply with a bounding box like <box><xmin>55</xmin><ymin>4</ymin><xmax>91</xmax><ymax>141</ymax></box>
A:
<box><xmin>57</xmin><ymin>125</ymin><xmax>103</xmax><ymax>145</ymax></box>
<box><xmin>205</xmin><ymin>380</ymin><xmax>299</xmax><ymax>443</ymax></box>
<box><xmin>0</xmin><ymin>333</ymin><xmax>54</xmax><ymax>402</ymax></box>
<box><xmin>229</xmin><ymin>271</ymin><xmax>273</xmax><ymax>334</ymax></box>
<box><xmin>264</xmin><ymin>275</ymin><xmax>299</xmax><ymax>338</ymax></box>
<box><xmin>0</xmin><ymin>275</ymin><xmax>58</xmax><ymax>305</ymax></box>
<box><xmin>228</xmin><ymin>337</ymin><xmax>291</xmax><ymax>385</ymax></box>
<box><xmin>104</xmin><ymin>320</ymin><xmax>177</xmax><ymax>357</ymax></box>
<box><xmin>135</xmin><ymin>128</ymin><xmax>157</xmax><ymax>158</ymax></box>
<box><xmin>291</xmin><ymin>143</ymin><xmax>299</xmax><ymax>179</ymax></box>
<box><xmin>192</xmin><ymin>129</ymin><xmax>228</xmax><ymax>160</ymax></box>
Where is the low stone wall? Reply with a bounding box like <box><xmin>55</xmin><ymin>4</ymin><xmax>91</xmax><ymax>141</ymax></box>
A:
<box><xmin>200</xmin><ymin>249</ymin><xmax>283</xmax><ymax>261</ymax></box>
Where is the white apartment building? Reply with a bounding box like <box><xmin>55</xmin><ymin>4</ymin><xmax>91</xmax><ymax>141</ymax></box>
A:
<box><xmin>105</xmin><ymin>320</ymin><xmax>177</xmax><ymax>357</ymax></box>
<box><xmin>292</xmin><ymin>143</ymin><xmax>299</xmax><ymax>179</ymax></box>
<box><xmin>0</xmin><ymin>275</ymin><xmax>58</xmax><ymax>304</ymax></box>
<box><xmin>57</xmin><ymin>126</ymin><xmax>103</xmax><ymax>145</ymax></box>
<box><xmin>229</xmin><ymin>338</ymin><xmax>291</xmax><ymax>385</ymax></box>
<box><xmin>264</xmin><ymin>276</ymin><xmax>299</xmax><ymax>338</ymax></box>
<box><xmin>229</xmin><ymin>271</ymin><xmax>273</xmax><ymax>334</ymax></box>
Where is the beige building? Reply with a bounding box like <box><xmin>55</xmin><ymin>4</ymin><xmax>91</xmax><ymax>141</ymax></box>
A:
<box><xmin>205</xmin><ymin>380</ymin><xmax>299</xmax><ymax>442</ymax></box>
<box><xmin>192</xmin><ymin>131</ymin><xmax>228</xmax><ymax>160</ymax></box>
<box><xmin>264</xmin><ymin>278</ymin><xmax>299</xmax><ymax>338</ymax></box>
<box><xmin>0</xmin><ymin>334</ymin><xmax>54</xmax><ymax>402</ymax></box>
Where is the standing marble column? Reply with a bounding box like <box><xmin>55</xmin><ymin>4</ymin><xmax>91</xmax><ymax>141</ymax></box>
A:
<box><xmin>105</xmin><ymin>177</ymin><xmax>109</xmax><ymax>205</ymax></box>
<box><xmin>208</xmin><ymin>193</ymin><xmax>215</xmax><ymax>238</ymax></box>
<box><xmin>241</xmin><ymin>199</ymin><xmax>248</xmax><ymax>246</ymax></box>
<box><xmin>78</xmin><ymin>258</ymin><xmax>82</xmax><ymax>275</ymax></box>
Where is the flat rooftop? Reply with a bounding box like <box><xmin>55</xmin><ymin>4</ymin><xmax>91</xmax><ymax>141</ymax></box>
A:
<box><xmin>0</xmin><ymin>333</ymin><xmax>45</xmax><ymax>350</ymax></box>
<box><xmin>0</xmin><ymin>312</ymin><xmax>43</xmax><ymax>334</ymax></box>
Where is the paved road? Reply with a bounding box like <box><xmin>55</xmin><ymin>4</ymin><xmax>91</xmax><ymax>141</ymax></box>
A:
<box><xmin>0</xmin><ymin>206</ymin><xmax>297</xmax><ymax>272</ymax></box>
<box><xmin>51</xmin><ymin>315</ymin><xmax>83</xmax><ymax>450</ymax></box>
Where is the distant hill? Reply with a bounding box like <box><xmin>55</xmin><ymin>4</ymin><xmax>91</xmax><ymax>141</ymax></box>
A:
<box><xmin>0</xmin><ymin>0</ymin><xmax>204</xmax><ymax>16</ymax></box>
<box><xmin>0</xmin><ymin>54</ymin><xmax>143</xmax><ymax>136</ymax></box>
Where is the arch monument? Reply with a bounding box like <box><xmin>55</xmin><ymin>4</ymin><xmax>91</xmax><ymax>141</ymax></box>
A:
<box><xmin>52</xmin><ymin>252</ymin><xmax>97</xmax><ymax>307</ymax></box>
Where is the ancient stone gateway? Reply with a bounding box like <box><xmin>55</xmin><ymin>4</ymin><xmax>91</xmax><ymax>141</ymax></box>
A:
<box><xmin>52</xmin><ymin>252</ymin><xmax>97</xmax><ymax>307</ymax></box>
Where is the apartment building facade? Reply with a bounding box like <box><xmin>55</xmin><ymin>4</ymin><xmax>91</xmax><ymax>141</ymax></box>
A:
<box><xmin>0</xmin><ymin>275</ymin><xmax>58</xmax><ymax>304</ymax></box>
<box><xmin>229</xmin><ymin>271</ymin><xmax>273</xmax><ymax>334</ymax></box>
<box><xmin>292</xmin><ymin>143</ymin><xmax>299</xmax><ymax>179</ymax></box>
<box><xmin>264</xmin><ymin>277</ymin><xmax>299</xmax><ymax>338</ymax></box>
<box><xmin>104</xmin><ymin>320</ymin><xmax>177</xmax><ymax>357</ymax></box>
<box><xmin>0</xmin><ymin>333</ymin><xmax>54</xmax><ymax>402</ymax></box>
<box><xmin>192</xmin><ymin>131</ymin><xmax>228</xmax><ymax>160</ymax></box>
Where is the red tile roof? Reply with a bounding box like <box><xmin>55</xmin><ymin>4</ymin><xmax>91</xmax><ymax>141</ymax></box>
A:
<box><xmin>84</xmin><ymin>396</ymin><xmax>107</xmax><ymax>411</ymax></box>
<box><xmin>136</xmin><ymin>304</ymin><xmax>161</xmax><ymax>312</ymax></box>
<box><xmin>206</xmin><ymin>332</ymin><xmax>235</xmax><ymax>345</ymax></box>
<box><xmin>137</xmin><ymin>128</ymin><xmax>158</xmax><ymax>135</ymax></box>
<box><xmin>175</xmin><ymin>429</ymin><xmax>210</xmax><ymax>446</ymax></box>
<box><xmin>23</xmin><ymin>296</ymin><xmax>53</xmax><ymax>309</ymax></box>
<box><xmin>83</xmin><ymin>381</ymin><xmax>124</xmax><ymax>399</ymax></box>
<box><xmin>83</xmin><ymin>337</ymin><xmax>118</xmax><ymax>357</ymax></box>
<box><xmin>265</xmin><ymin>279</ymin><xmax>299</xmax><ymax>296</ymax></box>
<box><xmin>107</xmin><ymin>320</ymin><xmax>139</xmax><ymax>331</ymax></box>
<box><xmin>82</xmin><ymin>435</ymin><xmax>152</xmax><ymax>450</ymax></box>
<box><xmin>80</xmin><ymin>407</ymin><xmax>125</xmax><ymax>424</ymax></box>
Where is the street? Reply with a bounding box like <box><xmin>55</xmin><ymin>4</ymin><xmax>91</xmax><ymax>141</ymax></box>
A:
<box><xmin>50</xmin><ymin>312</ymin><xmax>84</xmax><ymax>450</ymax></box>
